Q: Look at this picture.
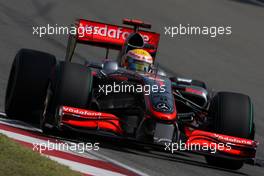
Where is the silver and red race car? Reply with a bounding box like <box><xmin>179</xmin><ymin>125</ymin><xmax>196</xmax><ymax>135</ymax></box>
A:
<box><xmin>5</xmin><ymin>18</ymin><xmax>257</xmax><ymax>170</ymax></box>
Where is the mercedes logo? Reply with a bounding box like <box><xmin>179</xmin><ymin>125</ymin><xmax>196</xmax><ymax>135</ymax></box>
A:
<box><xmin>156</xmin><ymin>102</ymin><xmax>170</xmax><ymax>111</ymax></box>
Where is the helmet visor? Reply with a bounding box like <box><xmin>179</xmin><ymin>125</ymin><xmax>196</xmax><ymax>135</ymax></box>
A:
<box><xmin>127</xmin><ymin>57</ymin><xmax>150</xmax><ymax>72</ymax></box>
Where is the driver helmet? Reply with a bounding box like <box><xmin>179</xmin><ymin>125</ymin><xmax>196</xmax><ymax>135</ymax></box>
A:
<box><xmin>122</xmin><ymin>49</ymin><xmax>153</xmax><ymax>72</ymax></box>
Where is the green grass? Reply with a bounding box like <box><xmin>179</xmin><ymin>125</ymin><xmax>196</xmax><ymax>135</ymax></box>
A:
<box><xmin>0</xmin><ymin>134</ymin><xmax>81</xmax><ymax>176</ymax></box>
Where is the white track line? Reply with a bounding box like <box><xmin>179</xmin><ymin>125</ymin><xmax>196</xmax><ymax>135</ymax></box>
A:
<box><xmin>0</xmin><ymin>112</ymin><xmax>6</xmax><ymax>116</ymax></box>
<box><xmin>48</xmin><ymin>156</ymin><xmax>126</xmax><ymax>176</ymax></box>
<box><xmin>0</xmin><ymin>118</ymin><xmax>41</xmax><ymax>132</ymax></box>
<box><xmin>83</xmin><ymin>149</ymin><xmax>149</xmax><ymax>176</ymax></box>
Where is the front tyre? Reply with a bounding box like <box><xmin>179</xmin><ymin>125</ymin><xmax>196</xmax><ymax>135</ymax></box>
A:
<box><xmin>206</xmin><ymin>92</ymin><xmax>254</xmax><ymax>170</ymax></box>
<box><xmin>42</xmin><ymin>61</ymin><xmax>93</xmax><ymax>132</ymax></box>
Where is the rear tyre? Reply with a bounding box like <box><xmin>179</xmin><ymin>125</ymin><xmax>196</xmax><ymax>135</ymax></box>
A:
<box><xmin>5</xmin><ymin>49</ymin><xmax>56</xmax><ymax>122</ymax></box>
<box><xmin>206</xmin><ymin>92</ymin><xmax>254</xmax><ymax>170</ymax></box>
<box><xmin>42</xmin><ymin>61</ymin><xmax>93</xmax><ymax>132</ymax></box>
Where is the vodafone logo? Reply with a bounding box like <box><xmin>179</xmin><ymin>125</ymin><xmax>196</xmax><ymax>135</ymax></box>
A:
<box><xmin>78</xmin><ymin>24</ymin><xmax>150</xmax><ymax>42</ymax></box>
<box><xmin>85</xmin><ymin>25</ymin><xmax>128</xmax><ymax>40</ymax></box>
<box><xmin>62</xmin><ymin>106</ymin><xmax>101</xmax><ymax>117</ymax></box>
<box><xmin>214</xmin><ymin>134</ymin><xmax>252</xmax><ymax>145</ymax></box>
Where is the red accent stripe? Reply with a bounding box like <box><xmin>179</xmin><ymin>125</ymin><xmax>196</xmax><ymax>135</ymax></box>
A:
<box><xmin>0</xmin><ymin>123</ymin><xmax>59</xmax><ymax>142</ymax></box>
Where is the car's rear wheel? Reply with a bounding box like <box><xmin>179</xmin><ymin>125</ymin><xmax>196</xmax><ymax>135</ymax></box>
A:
<box><xmin>5</xmin><ymin>49</ymin><xmax>56</xmax><ymax>123</ymax></box>
<box><xmin>206</xmin><ymin>92</ymin><xmax>254</xmax><ymax>170</ymax></box>
<box><xmin>42</xmin><ymin>61</ymin><xmax>93</xmax><ymax>132</ymax></box>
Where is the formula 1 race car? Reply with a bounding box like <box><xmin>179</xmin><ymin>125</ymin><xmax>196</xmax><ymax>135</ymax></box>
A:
<box><xmin>5</xmin><ymin>18</ymin><xmax>257</xmax><ymax>170</ymax></box>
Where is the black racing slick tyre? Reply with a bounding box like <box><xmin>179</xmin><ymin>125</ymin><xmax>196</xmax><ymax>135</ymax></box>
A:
<box><xmin>42</xmin><ymin>61</ymin><xmax>93</xmax><ymax>131</ymax></box>
<box><xmin>52</xmin><ymin>61</ymin><xmax>93</xmax><ymax>109</ymax></box>
<box><xmin>206</xmin><ymin>92</ymin><xmax>254</xmax><ymax>170</ymax></box>
<box><xmin>5</xmin><ymin>49</ymin><xmax>56</xmax><ymax>122</ymax></box>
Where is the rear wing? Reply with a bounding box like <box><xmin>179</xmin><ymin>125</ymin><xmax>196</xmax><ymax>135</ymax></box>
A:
<box><xmin>65</xmin><ymin>19</ymin><xmax>160</xmax><ymax>61</ymax></box>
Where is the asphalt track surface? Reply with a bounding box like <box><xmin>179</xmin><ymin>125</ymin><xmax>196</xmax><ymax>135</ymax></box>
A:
<box><xmin>0</xmin><ymin>0</ymin><xmax>264</xmax><ymax>175</ymax></box>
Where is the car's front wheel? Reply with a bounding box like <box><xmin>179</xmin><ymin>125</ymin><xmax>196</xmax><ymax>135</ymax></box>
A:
<box><xmin>42</xmin><ymin>61</ymin><xmax>93</xmax><ymax>133</ymax></box>
<box><xmin>206</xmin><ymin>92</ymin><xmax>255</xmax><ymax>170</ymax></box>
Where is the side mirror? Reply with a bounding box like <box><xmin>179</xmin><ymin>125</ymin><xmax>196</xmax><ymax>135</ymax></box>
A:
<box><xmin>102</xmin><ymin>61</ymin><xmax>119</xmax><ymax>74</ymax></box>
